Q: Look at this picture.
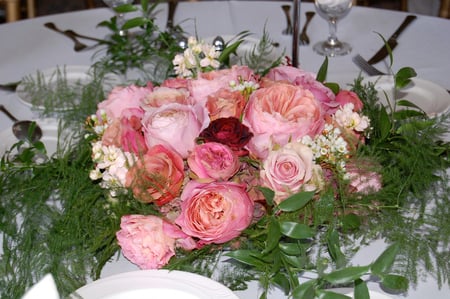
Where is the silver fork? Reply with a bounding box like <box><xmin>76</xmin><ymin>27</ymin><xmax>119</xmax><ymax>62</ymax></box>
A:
<box><xmin>352</xmin><ymin>54</ymin><xmax>386</xmax><ymax>76</ymax></box>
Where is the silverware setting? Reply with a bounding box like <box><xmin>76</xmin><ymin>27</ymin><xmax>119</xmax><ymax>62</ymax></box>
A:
<box><xmin>281</xmin><ymin>5</ymin><xmax>293</xmax><ymax>35</ymax></box>
<box><xmin>352</xmin><ymin>54</ymin><xmax>386</xmax><ymax>76</ymax></box>
<box><xmin>0</xmin><ymin>81</ymin><xmax>20</xmax><ymax>92</ymax></box>
<box><xmin>366</xmin><ymin>14</ymin><xmax>417</xmax><ymax>65</ymax></box>
<box><xmin>299</xmin><ymin>11</ymin><xmax>315</xmax><ymax>46</ymax></box>
<box><xmin>44</xmin><ymin>22</ymin><xmax>104</xmax><ymax>52</ymax></box>
<box><xmin>0</xmin><ymin>105</ymin><xmax>43</xmax><ymax>142</ymax></box>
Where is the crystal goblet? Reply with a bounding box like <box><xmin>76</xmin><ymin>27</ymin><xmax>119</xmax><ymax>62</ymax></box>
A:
<box><xmin>103</xmin><ymin>0</ymin><xmax>135</xmax><ymax>36</ymax></box>
<box><xmin>313</xmin><ymin>0</ymin><xmax>353</xmax><ymax>57</ymax></box>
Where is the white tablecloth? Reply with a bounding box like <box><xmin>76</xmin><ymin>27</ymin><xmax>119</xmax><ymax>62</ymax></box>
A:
<box><xmin>1</xmin><ymin>2</ymin><xmax>449</xmax><ymax>298</ymax></box>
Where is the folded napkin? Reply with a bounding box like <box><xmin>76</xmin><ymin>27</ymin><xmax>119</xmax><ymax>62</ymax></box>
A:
<box><xmin>21</xmin><ymin>274</ymin><xmax>60</xmax><ymax>299</ymax></box>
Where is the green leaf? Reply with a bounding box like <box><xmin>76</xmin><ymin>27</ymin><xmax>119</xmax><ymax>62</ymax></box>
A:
<box><xmin>282</xmin><ymin>253</ymin><xmax>306</xmax><ymax>268</ymax></box>
<box><xmin>280</xmin><ymin>222</ymin><xmax>315</xmax><ymax>239</ymax></box>
<box><xmin>262</xmin><ymin>218</ymin><xmax>281</xmax><ymax>254</ymax></box>
<box><xmin>114</xmin><ymin>3</ymin><xmax>138</xmax><ymax>13</ymax></box>
<box><xmin>323</xmin><ymin>266</ymin><xmax>370</xmax><ymax>284</ymax></box>
<box><xmin>141</xmin><ymin>0</ymin><xmax>149</xmax><ymax>11</ymax></box>
<box><xmin>277</xmin><ymin>191</ymin><xmax>314</xmax><ymax>212</ymax></box>
<box><xmin>316</xmin><ymin>57</ymin><xmax>328</xmax><ymax>83</ymax></box>
<box><xmin>292</xmin><ymin>280</ymin><xmax>316</xmax><ymax>299</ymax></box>
<box><xmin>258</xmin><ymin>187</ymin><xmax>275</xmax><ymax>206</ymax></box>
<box><xmin>378</xmin><ymin>106</ymin><xmax>392</xmax><ymax>140</ymax></box>
<box><xmin>354</xmin><ymin>279</ymin><xmax>370</xmax><ymax>299</ymax></box>
<box><xmin>380</xmin><ymin>274</ymin><xmax>409</xmax><ymax>292</ymax></box>
<box><xmin>122</xmin><ymin>17</ymin><xmax>148</xmax><ymax>30</ymax></box>
<box><xmin>325</xmin><ymin>82</ymin><xmax>340</xmax><ymax>94</ymax></box>
<box><xmin>341</xmin><ymin>213</ymin><xmax>361</xmax><ymax>232</ymax></box>
<box><xmin>371</xmin><ymin>243</ymin><xmax>400</xmax><ymax>275</ymax></box>
<box><xmin>395</xmin><ymin>67</ymin><xmax>417</xmax><ymax>89</ymax></box>
<box><xmin>327</xmin><ymin>229</ymin><xmax>346</xmax><ymax>268</ymax></box>
<box><xmin>272</xmin><ymin>272</ymin><xmax>291</xmax><ymax>295</ymax></box>
<box><xmin>393</xmin><ymin>110</ymin><xmax>425</xmax><ymax>121</ymax></box>
<box><xmin>316</xmin><ymin>290</ymin><xmax>352</xmax><ymax>299</ymax></box>
<box><xmin>279</xmin><ymin>242</ymin><xmax>304</xmax><ymax>256</ymax></box>
<box><xmin>225</xmin><ymin>250</ymin><xmax>267</xmax><ymax>268</ymax></box>
<box><xmin>374</xmin><ymin>32</ymin><xmax>393</xmax><ymax>68</ymax></box>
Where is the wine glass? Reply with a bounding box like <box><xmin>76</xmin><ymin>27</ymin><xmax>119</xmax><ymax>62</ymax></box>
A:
<box><xmin>313</xmin><ymin>0</ymin><xmax>353</xmax><ymax>57</ymax></box>
<box><xmin>103</xmin><ymin>0</ymin><xmax>135</xmax><ymax>36</ymax></box>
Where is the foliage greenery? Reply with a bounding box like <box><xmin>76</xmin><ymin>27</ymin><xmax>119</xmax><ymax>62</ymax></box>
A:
<box><xmin>0</xmin><ymin>1</ymin><xmax>449</xmax><ymax>298</ymax></box>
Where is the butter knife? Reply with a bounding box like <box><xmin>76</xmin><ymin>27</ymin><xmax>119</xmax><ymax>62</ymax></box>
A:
<box><xmin>367</xmin><ymin>14</ymin><xmax>417</xmax><ymax>65</ymax></box>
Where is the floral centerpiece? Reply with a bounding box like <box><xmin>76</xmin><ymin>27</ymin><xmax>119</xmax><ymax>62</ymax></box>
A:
<box><xmin>1</xmin><ymin>2</ymin><xmax>449</xmax><ymax>299</ymax></box>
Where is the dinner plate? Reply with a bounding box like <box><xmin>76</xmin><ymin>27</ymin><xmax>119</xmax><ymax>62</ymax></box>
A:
<box><xmin>0</xmin><ymin>118</ymin><xmax>61</xmax><ymax>159</ymax></box>
<box><xmin>71</xmin><ymin>270</ymin><xmax>239</xmax><ymax>299</ymax></box>
<box><xmin>15</xmin><ymin>65</ymin><xmax>120</xmax><ymax>110</ymax></box>
<box><xmin>363</xmin><ymin>75</ymin><xmax>450</xmax><ymax>117</ymax></box>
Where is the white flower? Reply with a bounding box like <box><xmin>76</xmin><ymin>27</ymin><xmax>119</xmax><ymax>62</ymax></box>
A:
<box><xmin>334</xmin><ymin>103</ymin><xmax>370</xmax><ymax>132</ymax></box>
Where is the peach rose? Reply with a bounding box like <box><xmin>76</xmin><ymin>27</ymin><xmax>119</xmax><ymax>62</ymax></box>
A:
<box><xmin>264</xmin><ymin>66</ymin><xmax>338</xmax><ymax>114</ymax></box>
<box><xmin>187</xmin><ymin>142</ymin><xmax>240</xmax><ymax>182</ymax></box>
<box><xmin>117</xmin><ymin>215</ymin><xmax>195</xmax><ymax>269</ymax></box>
<box><xmin>125</xmin><ymin>145</ymin><xmax>184</xmax><ymax>206</ymax></box>
<box><xmin>175</xmin><ymin>181</ymin><xmax>254</xmax><ymax>244</ymax></box>
<box><xmin>206</xmin><ymin>88</ymin><xmax>246</xmax><ymax>121</ymax></box>
<box><xmin>141</xmin><ymin>86</ymin><xmax>191</xmax><ymax>108</ymax></box>
<box><xmin>260</xmin><ymin>142</ymin><xmax>315</xmax><ymax>203</ymax></box>
<box><xmin>243</xmin><ymin>82</ymin><xmax>324</xmax><ymax>159</ymax></box>
<box><xmin>142</xmin><ymin>103</ymin><xmax>210</xmax><ymax>158</ymax></box>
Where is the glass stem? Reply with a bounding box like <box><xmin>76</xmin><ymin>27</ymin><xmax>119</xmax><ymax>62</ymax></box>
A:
<box><xmin>327</xmin><ymin>18</ymin><xmax>340</xmax><ymax>46</ymax></box>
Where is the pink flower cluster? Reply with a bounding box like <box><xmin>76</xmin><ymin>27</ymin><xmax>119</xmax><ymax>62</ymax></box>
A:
<box><xmin>89</xmin><ymin>64</ymin><xmax>381</xmax><ymax>270</ymax></box>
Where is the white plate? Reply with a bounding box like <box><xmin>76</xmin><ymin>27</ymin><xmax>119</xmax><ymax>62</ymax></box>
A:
<box><xmin>0</xmin><ymin>118</ymin><xmax>60</xmax><ymax>159</ymax></box>
<box><xmin>71</xmin><ymin>270</ymin><xmax>239</xmax><ymax>299</ymax></box>
<box><xmin>364</xmin><ymin>75</ymin><xmax>450</xmax><ymax>117</ymax></box>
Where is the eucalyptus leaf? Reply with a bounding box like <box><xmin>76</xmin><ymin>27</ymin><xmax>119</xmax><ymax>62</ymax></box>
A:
<box><xmin>371</xmin><ymin>243</ymin><xmax>399</xmax><ymax>275</ymax></box>
<box><xmin>380</xmin><ymin>274</ymin><xmax>409</xmax><ymax>292</ymax></box>
<box><xmin>277</xmin><ymin>191</ymin><xmax>314</xmax><ymax>212</ymax></box>
<box><xmin>280</xmin><ymin>222</ymin><xmax>315</xmax><ymax>239</ymax></box>
<box><xmin>292</xmin><ymin>280</ymin><xmax>316</xmax><ymax>299</ymax></box>
<box><xmin>323</xmin><ymin>265</ymin><xmax>370</xmax><ymax>284</ymax></box>
<box><xmin>354</xmin><ymin>279</ymin><xmax>370</xmax><ymax>299</ymax></box>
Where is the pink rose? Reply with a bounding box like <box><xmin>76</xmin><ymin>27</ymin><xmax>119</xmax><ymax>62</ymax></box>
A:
<box><xmin>346</xmin><ymin>160</ymin><xmax>382</xmax><ymax>194</ymax></box>
<box><xmin>125</xmin><ymin>145</ymin><xmax>185</xmax><ymax>206</ymax></box>
<box><xmin>264</xmin><ymin>66</ymin><xmax>338</xmax><ymax>114</ymax></box>
<box><xmin>142</xmin><ymin>103</ymin><xmax>210</xmax><ymax>158</ymax></box>
<box><xmin>98</xmin><ymin>85</ymin><xmax>153</xmax><ymax>119</ymax></box>
<box><xmin>243</xmin><ymin>82</ymin><xmax>324</xmax><ymax>159</ymax></box>
<box><xmin>206</xmin><ymin>88</ymin><xmax>246</xmax><ymax>121</ymax></box>
<box><xmin>187</xmin><ymin>142</ymin><xmax>240</xmax><ymax>182</ymax></box>
<box><xmin>116</xmin><ymin>215</ymin><xmax>176</xmax><ymax>269</ymax></box>
<box><xmin>188</xmin><ymin>65</ymin><xmax>257</xmax><ymax>105</ymax></box>
<box><xmin>260</xmin><ymin>142</ymin><xmax>315</xmax><ymax>203</ymax></box>
<box><xmin>335</xmin><ymin>90</ymin><xmax>364</xmax><ymax>112</ymax></box>
<box><xmin>175</xmin><ymin>181</ymin><xmax>254</xmax><ymax>244</ymax></box>
<box><xmin>160</xmin><ymin>77</ymin><xmax>189</xmax><ymax>89</ymax></box>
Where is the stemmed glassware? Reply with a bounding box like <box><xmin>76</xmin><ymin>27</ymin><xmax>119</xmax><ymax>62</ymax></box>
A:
<box><xmin>313</xmin><ymin>0</ymin><xmax>353</xmax><ymax>57</ymax></box>
<box><xmin>103</xmin><ymin>0</ymin><xmax>135</xmax><ymax>36</ymax></box>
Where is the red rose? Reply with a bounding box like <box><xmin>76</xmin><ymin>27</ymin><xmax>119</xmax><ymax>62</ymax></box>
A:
<box><xmin>199</xmin><ymin>117</ymin><xmax>253</xmax><ymax>157</ymax></box>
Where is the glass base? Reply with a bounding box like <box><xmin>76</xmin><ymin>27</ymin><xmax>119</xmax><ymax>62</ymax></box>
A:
<box><xmin>313</xmin><ymin>40</ymin><xmax>352</xmax><ymax>57</ymax></box>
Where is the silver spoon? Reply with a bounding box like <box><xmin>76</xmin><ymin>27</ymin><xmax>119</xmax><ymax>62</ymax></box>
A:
<box><xmin>0</xmin><ymin>105</ymin><xmax>43</xmax><ymax>142</ymax></box>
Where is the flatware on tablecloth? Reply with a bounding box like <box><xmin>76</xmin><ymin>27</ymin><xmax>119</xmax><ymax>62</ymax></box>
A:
<box><xmin>44</xmin><ymin>22</ymin><xmax>105</xmax><ymax>52</ymax></box>
<box><xmin>353</xmin><ymin>54</ymin><xmax>385</xmax><ymax>76</ymax></box>
<box><xmin>281</xmin><ymin>5</ymin><xmax>293</xmax><ymax>35</ymax></box>
<box><xmin>367</xmin><ymin>14</ymin><xmax>417</xmax><ymax>64</ymax></box>
<box><xmin>299</xmin><ymin>11</ymin><xmax>315</xmax><ymax>45</ymax></box>
<box><xmin>0</xmin><ymin>81</ymin><xmax>20</xmax><ymax>92</ymax></box>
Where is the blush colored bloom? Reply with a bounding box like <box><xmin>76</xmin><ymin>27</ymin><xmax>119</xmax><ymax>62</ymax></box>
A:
<box><xmin>346</xmin><ymin>160</ymin><xmax>382</xmax><ymax>194</ymax></box>
<box><xmin>117</xmin><ymin>215</ymin><xmax>184</xmax><ymax>269</ymax></box>
<box><xmin>125</xmin><ymin>145</ymin><xmax>185</xmax><ymax>206</ymax></box>
<box><xmin>98</xmin><ymin>85</ymin><xmax>153</xmax><ymax>119</ymax></box>
<box><xmin>199</xmin><ymin>117</ymin><xmax>253</xmax><ymax>156</ymax></box>
<box><xmin>260</xmin><ymin>142</ymin><xmax>315</xmax><ymax>203</ymax></box>
<box><xmin>142</xmin><ymin>103</ymin><xmax>210</xmax><ymax>158</ymax></box>
<box><xmin>264</xmin><ymin>66</ymin><xmax>338</xmax><ymax>114</ymax></box>
<box><xmin>175</xmin><ymin>181</ymin><xmax>254</xmax><ymax>244</ymax></box>
<box><xmin>141</xmin><ymin>86</ymin><xmax>191</xmax><ymax>108</ymax></box>
<box><xmin>243</xmin><ymin>82</ymin><xmax>324</xmax><ymax>159</ymax></box>
<box><xmin>188</xmin><ymin>142</ymin><xmax>240</xmax><ymax>182</ymax></box>
<box><xmin>335</xmin><ymin>90</ymin><xmax>364</xmax><ymax>112</ymax></box>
